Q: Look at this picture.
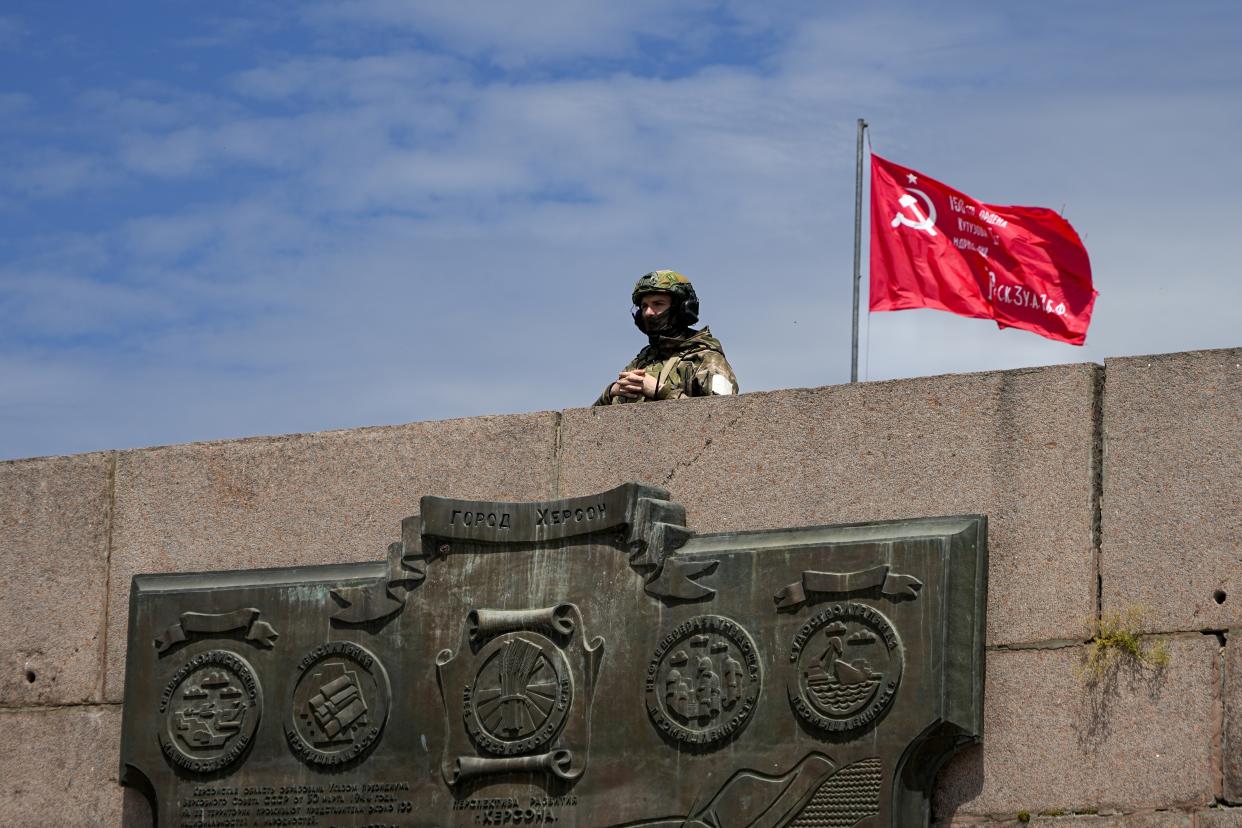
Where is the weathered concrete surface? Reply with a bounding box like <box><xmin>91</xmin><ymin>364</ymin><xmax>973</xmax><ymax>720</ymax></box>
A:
<box><xmin>0</xmin><ymin>452</ymin><xmax>112</xmax><ymax>706</ymax></box>
<box><xmin>938</xmin><ymin>814</ymin><xmax>1242</xmax><ymax>824</ymax></box>
<box><xmin>934</xmin><ymin>637</ymin><xmax>1219</xmax><ymax>820</ymax></box>
<box><xmin>1020</xmin><ymin>816</ymin><xmax>1192</xmax><ymax>827</ymax></box>
<box><xmin>103</xmin><ymin>414</ymin><xmax>558</xmax><ymax>700</ymax></box>
<box><xmin>939</xmin><ymin>810</ymin><xmax>1215</xmax><ymax>826</ymax></box>
<box><xmin>1101</xmin><ymin>348</ymin><xmax>1242</xmax><ymax>634</ymax></box>
<box><xmin>561</xmin><ymin>364</ymin><xmax>1099</xmax><ymax>646</ymax></box>
<box><xmin>0</xmin><ymin>705</ymin><xmax>127</xmax><ymax>827</ymax></box>
<box><xmin>939</xmin><ymin>814</ymin><xmax>1193</xmax><ymax>827</ymax></box>
<box><xmin>1225</xmin><ymin>635</ymin><xmax>1242</xmax><ymax>804</ymax></box>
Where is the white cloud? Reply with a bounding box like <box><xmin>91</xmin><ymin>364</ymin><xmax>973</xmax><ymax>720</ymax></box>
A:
<box><xmin>0</xmin><ymin>269</ymin><xmax>182</xmax><ymax>338</ymax></box>
<box><xmin>77</xmin><ymin>87</ymin><xmax>219</xmax><ymax>131</ymax></box>
<box><xmin>232</xmin><ymin>52</ymin><xmax>468</xmax><ymax>103</ymax></box>
<box><xmin>304</xmin><ymin>0</ymin><xmax>717</xmax><ymax>67</ymax></box>
<box><xmin>2</xmin><ymin>3</ymin><xmax>1241</xmax><ymax>460</ymax></box>
<box><xmin>0</xmin><ymin>15</ymin><xmax>26</xmax><ymax>50</ymax></box>
<box><xmin>5</xmin><ymin>148</ymin><xmax>118</xmax><ymax>197</ymax></box>
<box><xmin>0</xmin><ymin>92</ymin><xmax>29</xmax><ymax>115</ymax></box>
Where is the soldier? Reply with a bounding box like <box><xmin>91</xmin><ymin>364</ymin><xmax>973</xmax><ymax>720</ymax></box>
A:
<box><xmin>594</xmin><ymin>270</ymin><xmax>739</xmax><ymax>406</ymax></box>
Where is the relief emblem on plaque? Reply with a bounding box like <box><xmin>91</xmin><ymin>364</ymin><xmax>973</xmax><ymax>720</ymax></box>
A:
<box><xmin>157</xmin><ymin>649</ymin><xmax>262</xmax><ymax>774</ymax></box>
<box><xmin>436</xmin><ymin>603</ymin><xmax>603</xmax><ymax>786</ymax></box>
<box><xmin>644</xmin><ymin>614</ymin><xmax>762</xmax><ymax>746</ymax></box>
<box><xmin>466</xmin><ymin>632</ymin><xmax>572</xmax><ymax>755</ymax></box>
<box><xmin>788</xmin><ymin>602</ymin><xmax>903</xmax><ymax>733</ymax></box>
<box><xmin>285</xmin><ymin>641</ymin><xmax>391</xmax><ymax>766</ymax></box>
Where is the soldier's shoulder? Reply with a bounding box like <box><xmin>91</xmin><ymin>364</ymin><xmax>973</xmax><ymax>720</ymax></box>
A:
<box><xmin>684</xmin><ymin>328</ymin><xmax>727</xmax><ymax>356</ymax></box>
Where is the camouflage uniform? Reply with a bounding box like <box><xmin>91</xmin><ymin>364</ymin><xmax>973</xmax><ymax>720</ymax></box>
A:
<box><xmin>594</xmin><ymin>270</ymin><xmax>739</xmax><ymax>406</ymax></box>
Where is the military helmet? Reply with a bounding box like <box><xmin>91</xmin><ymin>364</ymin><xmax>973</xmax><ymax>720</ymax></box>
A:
<box><xmin>631</xmin><ymin>270</ymin><xmax>700</xmax><ymax>326</ymax></box>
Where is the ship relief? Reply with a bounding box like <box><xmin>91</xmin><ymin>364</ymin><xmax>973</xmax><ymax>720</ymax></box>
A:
<box><xmin>645</xmin><ymin>614</ymin><xmax>762</xmax><ymax>747</ymax></box>
<box><xmin>436</xmin><ymin>604</ymin><xmax>603</xmax><ymax>785</ymax></box>
<box><xmin>285</xmin><ymin>641</ymin><xmax>391</xmax><ymax>766</ymax></box>
<box><xmin>788</xmin><ymin>602</ymin><xmax>903</xmax><ymax>733</ymax></box>
<box><xmin>623</xmin><ymin>753</ymin><xmax>883</xmax><ymax>827</ymax></box>
<box><xmin>157</xmin><ymin>649</ymin><xmax>262</xmax><ymax>774</ymax></box>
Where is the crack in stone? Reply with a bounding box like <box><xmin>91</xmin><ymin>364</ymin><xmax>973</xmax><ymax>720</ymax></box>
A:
<box><xmin>0</xmin><ymin>701</ymin><xmax>122</xmax><ymax>713</ymax></box>
<box><xmin>1090</xmin><ymin>364</ymin><xmax>1105</xmax><ymax>624</ymax></box>
<box><xmin>551</xmin><ymin>410</ymin><xmax>563</xmax><ymax>499</ymax></box>
<box><xmin>989</xmin><ymin>639</ymin><xmax>1084</xmax><ymax>652</ymax></box>
<box><xmin>662</xmin><ymin>409</ymin><xmax>744</xmax><ymax>488</ymax></box>
<box><xmin>991</xmin><ymin>629</ymin><xmax>1229</xmax><ymax>653</ymax></box>
<box><xmin>95</xmin><ymin>451</ymin><xmax>118</xmax><ymax>704</ymax></box>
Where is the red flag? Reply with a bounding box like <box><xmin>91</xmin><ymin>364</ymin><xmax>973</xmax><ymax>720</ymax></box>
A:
<box><xmin>869</xmin><ymin>153</ymin><xmax>1097</xmax><ymax>345</ymax></box>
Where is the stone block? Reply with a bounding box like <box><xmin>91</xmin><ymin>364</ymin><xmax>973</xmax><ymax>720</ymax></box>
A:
<box><xmin>1200</xmin><ymin>809</ymin><xmax>1242</xmax><ymax>826</ymax></box>
<box><xmin>104</xmin><ymin>414</ymin><xmax>558</xmax><ymax>700</ymax></box>
<box><xmin>937</xmin><ymin>813</ymin><xmax>1192</xmax><ymax>827</ymax></box>
<box><xmin>934</xmin><ymin>637</ymin><xmax>1218</xmax><ymax>819</ymax></box>
<box><xmin>0</xmin><ymin>452</ymin><xmax>112</xmax><ymax>705</ymax></box>
<box><xmin>0</xmin><ymin>705</ymin><xmax>126</xmax><ymax>827</ymax></box>
<box><xmin>1035</xmin><ymin>815</ymin><xmax>1188</xmax><ymax>827</ymax></box>
<box><xmin>1026</xmin><ymin>816</ymin><xmax>1191</xmax><ymax>827</ymax></box>
<box><xmin>1101</xmin><ymin>348</ymin><xmax>1242</xmax><ymax>633</ymax></box>
<box><xmin>559</xmin><ymin>365</ymin><xmax>1099</xmax><ymax>645</ymax></box>
<box><xmin>1226</xmin><ymin>635</ymin><xmax>1242</xmax><ymax>803</ymax></box>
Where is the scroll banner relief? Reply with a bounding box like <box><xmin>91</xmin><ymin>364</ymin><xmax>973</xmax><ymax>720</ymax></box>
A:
<box><xmin>153</xmin><ymin>608</ymin><xmax>279</xmax><ymax>653</ymax></box>
<box><xmin>120</xmin><ymin>483</ymin><xmax>985</xmax><ymax>827</ymax></box>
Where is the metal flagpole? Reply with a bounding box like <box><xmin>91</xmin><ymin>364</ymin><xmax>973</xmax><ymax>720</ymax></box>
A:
<box><xmin>850</xmin><ymin>118</ymin><xmax>868</xmax><ymax>383</ymax></box>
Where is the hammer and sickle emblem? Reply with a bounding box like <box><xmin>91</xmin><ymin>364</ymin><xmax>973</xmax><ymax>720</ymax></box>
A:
<box><xmin>890</xmin><ymin>188</ymin><xmax>938</xmax><ymax>236</ymax></box>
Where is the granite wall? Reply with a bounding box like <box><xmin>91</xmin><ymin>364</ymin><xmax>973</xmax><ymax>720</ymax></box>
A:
<box><xmin>2</xmin><ymin>346</ymin><xmax>1238</xmax><ymax>827</ymax></box>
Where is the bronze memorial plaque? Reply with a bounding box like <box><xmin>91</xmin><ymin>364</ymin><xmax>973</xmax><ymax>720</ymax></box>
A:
<box><xmin>121</xmin><ymin>483</ymin><xmax>985</xmax><ymax>827</ymax></box>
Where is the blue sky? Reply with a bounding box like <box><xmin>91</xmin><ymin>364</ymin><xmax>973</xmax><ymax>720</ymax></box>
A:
<box><xmin>2</xmin><ymin>1</ymin><xmax>1240</xmax><ymax>460</ymax></box>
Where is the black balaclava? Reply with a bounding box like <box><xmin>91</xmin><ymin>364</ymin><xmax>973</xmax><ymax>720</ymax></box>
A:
<box><xmin>633</xmin><ymin>294</ymin><xmax>691</xmax><ymax>341</ymax></box>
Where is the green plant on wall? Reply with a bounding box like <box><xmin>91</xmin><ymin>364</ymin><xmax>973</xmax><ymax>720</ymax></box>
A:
<box><xmin>1081</xmin><ymin>606</ymin><xmax>1170</xmax><ymax>683</ymax></box>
